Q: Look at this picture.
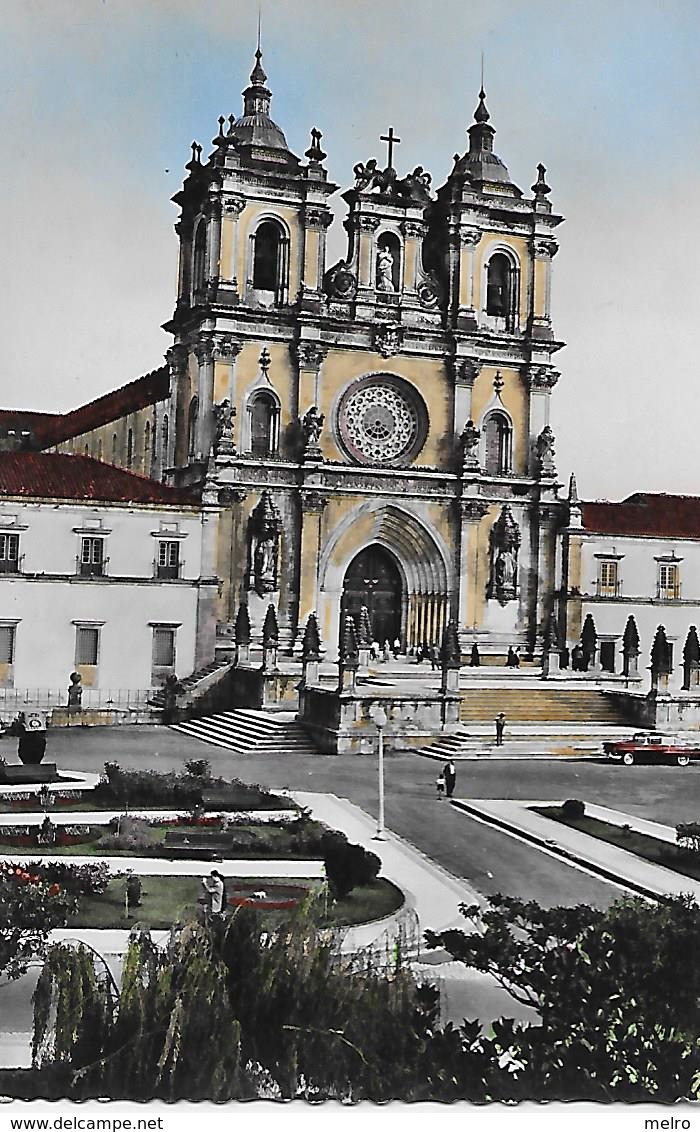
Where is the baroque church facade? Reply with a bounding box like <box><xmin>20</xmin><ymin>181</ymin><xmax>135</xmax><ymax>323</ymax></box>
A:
<box><xmin>152</xmin><ymin>47</ymin><xmax>566</xmax><ymax>664</ymax></box>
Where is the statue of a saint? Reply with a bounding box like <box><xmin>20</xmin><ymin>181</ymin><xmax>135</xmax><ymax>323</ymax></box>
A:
<box><xmin>495</xmin><ymin>548</ymin><xmax>516</xmax><ymax>590</ymax></box>
<box><xmin>301</xmin><ymin>405</ymin><xmax>325</xmax><ymax>451</ymax></box>
<box><xmin>376</xmin><ymin>246</ymin><xmax>395</xmax><ymax>292</ymax></box>
<box><xmin>214</xmin><ymin>399</ymin><xmax>236</xmax><ymax>454</ymax></box>
<box><xmin>460</xmin><ymin>419</ymin><xmax>481</xmax><ymax>470</ymax></box>
<box><xmin>254</xmin><ymin>537</ymin><xmax>276</xmax><ymax>589</ymax></box>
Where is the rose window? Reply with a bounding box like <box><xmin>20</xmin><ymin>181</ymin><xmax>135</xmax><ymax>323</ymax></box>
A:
<box><xmin>338</xmin><ymin>377</ymin><xmax>427</xmax><ymax>465</ymax></box>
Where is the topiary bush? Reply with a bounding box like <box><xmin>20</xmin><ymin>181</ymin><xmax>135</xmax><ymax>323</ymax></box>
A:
<box><xmin>321</xmin><ymin>832</ymin><xmax>381</xmax><ymax>900</ymax></box>
<box><xmin>561</xmin><ymin>799</ymin><xmax>586</xmax><ymax>819</ymax></box>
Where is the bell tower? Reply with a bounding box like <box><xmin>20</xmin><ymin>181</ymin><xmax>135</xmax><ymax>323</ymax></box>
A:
<box><xmin>164</xmin><ymin>44</ymin><xmax>337</xmax><ymax>481</ymax></box>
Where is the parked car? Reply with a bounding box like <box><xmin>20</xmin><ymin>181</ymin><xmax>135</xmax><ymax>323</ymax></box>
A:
<box><xmin>603</xmin><ymin>733</ymin><xmax>700</xmax><ymax>766</ymax></box>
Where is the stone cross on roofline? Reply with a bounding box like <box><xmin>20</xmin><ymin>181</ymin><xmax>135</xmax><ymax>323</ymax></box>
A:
<box><xmin>380</xmin><ymin>126</ymin><xmax>401</xmax><ymax>169</ymax></box>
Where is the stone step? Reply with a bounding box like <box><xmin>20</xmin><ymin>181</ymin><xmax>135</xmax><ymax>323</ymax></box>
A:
<box><xmin>170</xmin><ymin>710</ymin><xmax>317</xmax><ymax>756</ymax></box>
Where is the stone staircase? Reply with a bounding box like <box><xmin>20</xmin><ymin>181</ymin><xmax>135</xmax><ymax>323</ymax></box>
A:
<box><xmin>169</xmin><ymin>708</ymin><xmax>318</xmax><ymax>757</ymax></box>
<box><xmin>150</xmin><ymin>659</ymin><xmax>231</xmax><ymax>709</ymax></box>
<box><xmin>459</xmin><ymin>686</ymin><xmax>630</xmax><ymax>724</ymax></box>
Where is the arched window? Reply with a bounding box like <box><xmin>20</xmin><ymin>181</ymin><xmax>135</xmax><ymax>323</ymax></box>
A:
<box><xmin>482</xmin><ymin>411</ymin><xmax>512</xmax><ymax>475</ymax></box>
<box><xmin>251</xmin><ymin>220</ymin><xmax>288</xmax><ymax>305</ymax></box>
<box><xmin>187</xmin><ymin>398</ymin><xmax>198</xmax><ymax>458</ymax></box>
<box><xmin>486</xmin><ymin>252</ymin><xmax>518</xmax><ymax>330</ymax></box>
<box><xmin>376</xmin><ymin>232</ymin><xmax>401</xmax><ymax>293</ymax></box>
<box><xmin>144</xmin><ymin>421</ymin><xmax>151</xmax><ymax>471</ymax></box>
<box><xmin>112</xmin><ymin>433</ymin><xmax>118</xmax><ymax>464</ymax></box>
<box><xmin>192</xmin><ymin>220</ymin><xmax>207</xmax><ymax>297</ymax></box>
<box><xmin>84</xmin><ymin>444</ymin><xmax>89</xmax><ymax>457</ymax></box>
<box><xmin>96</xmin><ymin>438</ymin><xmax>103</xmax><ymax>461</ymax></box>
<box><xmin>249</xmin><ymin>392</ymin><xmax>279</xmax><ymax>457</ymax></box>
<box><xmin>126</xmin><ymin>428</ymin><xmax>134</xmax><ymax>469</ymax></box>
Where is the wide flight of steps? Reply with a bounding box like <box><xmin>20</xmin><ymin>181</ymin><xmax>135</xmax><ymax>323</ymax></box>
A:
<box><xmin>459</xmin><ymin>686</ymin><xmax>628</xmax><ymax>724</ymax></box>
<box><xmin>169</xmin><ymin>708</ymin><xmax>318</xmax><ymax>756</ymax></box>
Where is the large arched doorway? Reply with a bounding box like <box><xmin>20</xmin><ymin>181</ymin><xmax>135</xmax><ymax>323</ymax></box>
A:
<box><xmin>341</xmin><ymin>545</ymin><xmax>403</xmax><ymax>646</ymax></box>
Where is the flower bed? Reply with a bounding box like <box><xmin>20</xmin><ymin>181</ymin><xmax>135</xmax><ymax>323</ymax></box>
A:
<box><xmin>0</xmin><ymin>825</ymin><xmax>97</xmax><ymax>848</ymax></box>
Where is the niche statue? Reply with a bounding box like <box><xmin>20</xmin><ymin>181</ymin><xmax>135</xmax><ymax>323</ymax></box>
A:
<box><xmin>488</xmin><ymin>505</ymin><xmax>521</xmax><ymax>605</ymax></box>
<box><xmin>249</xmin><ymin>490</ymin><xmax>282</xmax><ymax>597</ymax></box>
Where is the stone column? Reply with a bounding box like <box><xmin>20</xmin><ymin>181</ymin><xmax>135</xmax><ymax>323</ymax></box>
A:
<box><xmin>221</xmin><ymin>196</ymin><xmax>245</xmax><ymax>297</ymax></box>
<box><xmin>530</xmin><ymin>235</ymin><xmax>558</xmax><ymax>335</ymax></box>
<box><xmin>194</xmin><ymin>335</ymin><xmax>215</xmax><ymax>460</ymax></box>
<box><xmin>457</xmin><ymin>499</ymin><xmax>489</xmax><ymax>642</ymax></box>
<box><xmin>357</xmin><ymin>214</ymin><xmax>380</xmax><ymax>288</ymax></box>
<box><xmin>205</xmin><ymin>195</ymin><xmax>222</xmax><ymax>302</ymax></box>
<box><xmin>294</xmin><ymin>342</ymin><xmax>327</xmax><ymax>419</ymax></box>
<box><xmin>525</xmin><ymin>365</ymin><xmax>559</xmax><ymax>475</ymax></box>
<box><xmin>194</xmin><ymin>503</ymin><xmax>220</xmax><ymax>668</ymax></box>
<box><xmin>297</xmin><ymin>490</ymin><xmax>327</xmax><ymax>633</ymax></box>
<box><xmin>453</xmin><ymin>358</ymin><xmax>479</xmax><ymax>441</ymax></box>
<box><xmin>213</xmin><ymin>334</ymin><xmax>242</xmax><ymax>408</ymax></box>
<box><xmin>217</xmin><ymin>486</ymin><xmax>247</xmax><ymax>622</ymax></box>
<box><xmin>401</xmin><ymin>219</ymin><xmax>426</xmax><ymax>292</ymax></box>
<box><xmin>457</xmin><ymin>228</ymin><xmax>481</xmax><ymax>330</ymax></box>
<box><xmin>300</xmin><ymin>206</ymin><xmax>332</xmax><ymax>310</ymax></box>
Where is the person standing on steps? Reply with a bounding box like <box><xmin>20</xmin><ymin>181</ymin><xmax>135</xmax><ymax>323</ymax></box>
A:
<box><xmin>443</xmin><ymin>760</ymin><xmax>457</xmax><ymax>799</ymax></box>
<box><xmin>495</xmin><ymin>712</ymin><xmax>506</xmax><ymax>746</ymax></box>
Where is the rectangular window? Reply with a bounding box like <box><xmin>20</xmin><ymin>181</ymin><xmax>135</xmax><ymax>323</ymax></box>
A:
<box><xmin>75</xmin><ymin>626</ymin><xmax>99</xmax><ymax>666</ymax></box>
<box><xmin>0</xmin><ymin>533</ymin><xmax>20</xmax><ymax>573</ymax></box>
<box><xmin>152</xmin><ymin>627</ymin><xmax>176</xmax><ymax>668</ymax></box>
<box><xmin>598</xmin><ymin>560</ymin><xmax>619</xmax><ymax>597</ymax></box>
<box><xmin>156</xmin><ymin>540</ymin><xmax>180</xmax><ymax>579</ymax></box>
<box><xmin>0</xmin><ymin>625</ymin><xmax>15</xmax><ymax>663</ymax></box>
<box><xmin>658</xmin><ymin>563</ymin><xmax>680</xmax><ymax>600</ymax></box>
<box><xmin>80</xmin><ymin>537</ymin><xmax>105</xmax><ymax>577</ymax></box>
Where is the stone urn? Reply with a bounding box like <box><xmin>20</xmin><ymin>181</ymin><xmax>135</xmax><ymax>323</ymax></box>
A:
<box><xmin>16</xmin><ymin>714</ymin><xmax>47</xmax><ymax>765</ymax></box>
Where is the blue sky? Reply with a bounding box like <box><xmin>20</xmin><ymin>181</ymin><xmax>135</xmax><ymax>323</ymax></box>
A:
<box><xmin>1</xmin><ymin>0</ymin><xmax>698</xmax><ymax>498</ymax></box>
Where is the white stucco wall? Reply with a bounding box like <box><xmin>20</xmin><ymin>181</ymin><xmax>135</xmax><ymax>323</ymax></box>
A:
<box><xmin>0</xmin><ymin>500</ymin><xmax>206</xmax><ymax>691</ymax></box>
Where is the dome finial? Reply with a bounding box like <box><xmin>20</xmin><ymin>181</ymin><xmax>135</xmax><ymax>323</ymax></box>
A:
<box><xmin>249</xmin><ymin>7</ymin><xmax>267</xmax><ymax>85</ymax></box>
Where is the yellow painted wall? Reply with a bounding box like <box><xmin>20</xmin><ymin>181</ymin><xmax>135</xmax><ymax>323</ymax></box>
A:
<box><xmin>471</xmin><ymin>366</ymin><xmax>528</xmax><ymax>474</ymax></box>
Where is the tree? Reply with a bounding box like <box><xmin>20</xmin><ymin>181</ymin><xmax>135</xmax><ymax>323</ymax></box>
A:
<box><xmin>426</xmin><ymin>893</ymin><xmax>700</xmax><ymax>1102</ymax></box>
<box><xmin>234</xmin><ymin>601</ymin><xmax>251</xmax><ymax>646</ymax></box>
<box><xmin>0</xmin><ymin>862</ymin><xmax>78</xmax><ymax>983</ymax></box>
<box><xmin>33</xmin><ymin>927</ymin><xmax>243</xmax><ymax>1101</ymax></box>
<box><xmin>683</xmin><ymin>625</ymin><xmax>700</xmax><ymax>690</ymax></box>
<box><xmin>580</xmin><ymin>613</ymin><xmax>597</xmax><ymax>669</ymax></box>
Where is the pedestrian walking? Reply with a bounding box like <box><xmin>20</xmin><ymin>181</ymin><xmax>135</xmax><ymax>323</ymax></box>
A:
<box><xmin>430</xmin><ymin>645</ymin><xmax>439</xmax><ymax>671</ymax></box>
<box><xmin>495</xmin><ymin>712</ymin><xmax>506</xmax><ymax>746</ymax></box>
<box><xmin>443</xmin><ymin>760</ymin><xmax>457</xmax><ymax>798</ymax></box>
<box><xmin>436</xmin><ymin>771</ymin><xmax>446</xmax><ymax>799</ymax></box>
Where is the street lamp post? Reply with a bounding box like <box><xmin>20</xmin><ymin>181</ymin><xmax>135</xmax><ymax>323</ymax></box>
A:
<box><xmin>370</xmin><ymin>705</ymin><xmax>388</xmax><ymax>840</ymax></box>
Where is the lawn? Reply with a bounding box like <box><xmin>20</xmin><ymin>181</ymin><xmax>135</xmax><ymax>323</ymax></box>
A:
<box><xmin>69</xmin><ymin>875</ymin><xmax>403</xmax><ymax>930</ymax></box>
<box><xmin>534</xmin><ymin>805</ymin><xmax>700</xmax><ymax>882</ymax></box>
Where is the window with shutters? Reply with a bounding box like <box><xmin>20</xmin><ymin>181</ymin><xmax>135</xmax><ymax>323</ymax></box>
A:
<box><xmin>157</xmin><ymin>540</ymin><xmax>180</xmax><ymax>579</ymax></box>
<box><xmin>79</xmin><ymin>537</ymin><xmax>105</xmax><ymax>577</ymax></box>
<box><xmin>0</xmin><ymin>533</ymin><xmax>20</xmax><ymax>574</ymax></box>
<box><xmin>597</xmin><ymin>560</ymin><xmax>619</xmax><ymax>597</ymax></box>
<box><xmin>0</xmin><ymin>625</ymin><xmax>15</xmax><ymax>663</ymax></box>
<box><xmin>75</xmin><ymin>626</ymin><xmax>99</xmax><ymax>666</ymax></box>
<box><xmin>657</xmin><ymin>562</ymin><xmax>681</xmax><ymax>601</ymax></box>
<box><xmin>152</xmin><ymin>627</ymin><xmax>176</xmax><ymax>668</ymax></box>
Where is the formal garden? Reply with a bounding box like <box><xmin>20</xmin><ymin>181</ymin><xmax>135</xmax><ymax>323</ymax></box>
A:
<box><xmin>6</xmin><ymin>762</ymin><xmax>700</xmax><ymax>1101</ymax></box>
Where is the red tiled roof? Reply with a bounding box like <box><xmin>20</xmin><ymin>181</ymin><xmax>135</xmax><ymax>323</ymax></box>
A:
<box><xmin>0</xmin><ymin>452</ymin><xmax>199</xmax><ymax>507</ymax></box>
<box><xmin>582</xmin><ymin>493</ymin><xmax>700</xmax><ymax>539</ymax></box>
<box><xmin>31</xmin><ymin>366</ymin><xmax>170</xmax><ymax>448</ymax></box>
<box><xmin>0</xmin><ymin>410</ymin><xmax>63</xmax><ymax>437</ymax></box>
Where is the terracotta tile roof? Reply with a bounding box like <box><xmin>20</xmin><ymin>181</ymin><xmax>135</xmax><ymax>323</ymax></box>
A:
<box><xmin>30</xmin><ymin>366</ymin><xmax>169</xmax><ymax>448</ymax></box>
<box><xmin>582</xmin><ymin>493</ymin><xmax>700</xmax><ymax>539</ymax></box>
<box><xmin>0</xmin><ymin>410</ymin><xmax>63</xmax><ymax>438</ymax></box>
<box><xmin>0</xmin><ymin>452</ymin><xmax>199</xmax><ymax>507</ymax></box>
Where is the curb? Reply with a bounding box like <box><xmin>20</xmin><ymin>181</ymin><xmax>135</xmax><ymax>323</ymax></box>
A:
<box><xmin>449</xmin><ymin>798</ymin><xmax>664</xmax><ymax>903</ymax></box>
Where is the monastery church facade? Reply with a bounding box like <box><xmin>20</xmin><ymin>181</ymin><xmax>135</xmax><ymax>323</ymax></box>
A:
<box><xmin>17</xmin><ymin>48</ymin><xmax>568</xmax><ymax>676</ymax></box>
<box><xmin>153</xmin><ymin>48</ymin><xmax>564</xmax><ymax>664</ymax></box>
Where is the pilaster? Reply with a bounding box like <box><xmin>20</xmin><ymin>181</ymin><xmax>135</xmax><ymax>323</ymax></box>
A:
<box><xmin>293</xmin><ymin>342</ymin><xmax>327</xmax><ymax>418</ymax></box>
<box><xmin>297</xmin><ymin>488</ymin><xmax>327</xmax><ymax>634</ymax></box>
<box><xmin>194</xmin><ymin>334</ymin><xmax>215</xmax><ymax>459</ymax></box>
<box><xmin>457</xmin><ymin>498</ymin><xmax>490</xmax><ymax>638</ymax></box>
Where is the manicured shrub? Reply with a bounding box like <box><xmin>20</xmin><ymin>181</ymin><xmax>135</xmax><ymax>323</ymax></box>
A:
<box><xmin>184</xmin><ymin>759</ymin><xmax>211</xmax><ymax>779</ymax></box>
<box><xmin>321</xmin><ymin>832</ymin><xmax>381</xmax><ymax>899</ymax></box>
<box><xmin>561</xmin><ymin>798</ymin><xmax>586</xmax><ymax>819</ymax></box>
<box><xmin>677</xmin><ymin>823</ymin><xmax>700</xmax><ymax>853</ymax></box>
